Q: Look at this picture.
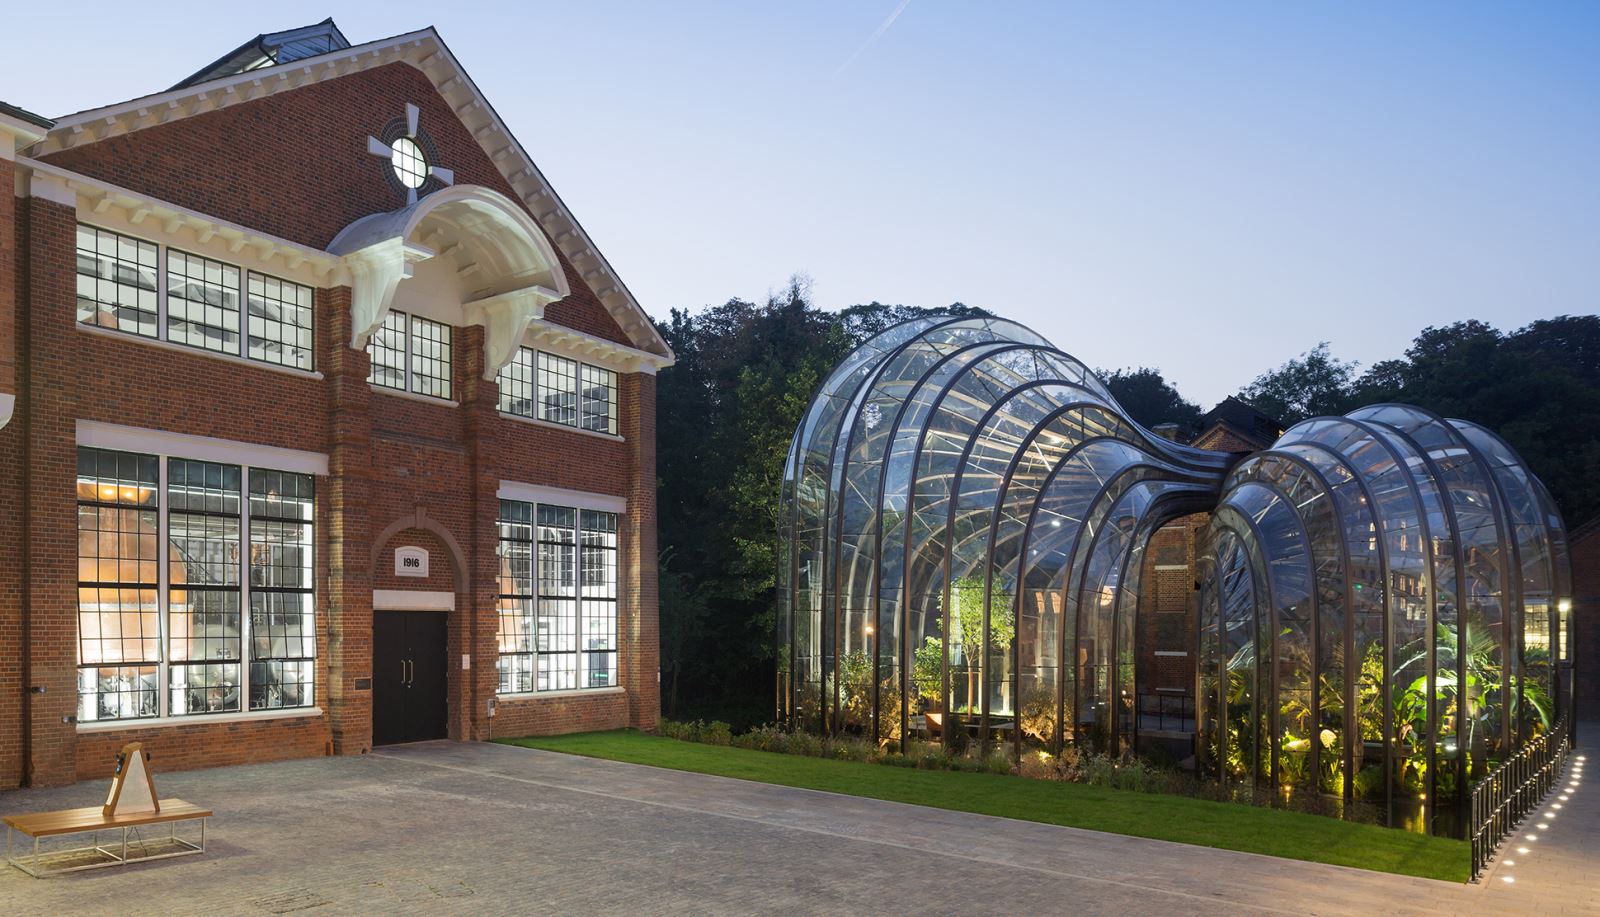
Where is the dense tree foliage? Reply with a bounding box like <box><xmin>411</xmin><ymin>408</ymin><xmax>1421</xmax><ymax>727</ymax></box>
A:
<box><xmin>654</xmin><ymin>282</ymin><xmax>987</xmax><ymax>726</ymax></box>
<box><xmin>1098</xmin><ymin>367</ymin><xmax>1202</xmax><ymax>429</ymax></box>
<box><xmin>1237</xmin><ymin>316</ymin><xmax>1600</xmax><ymax>524</ymax></box>
<box><xmin>657</xmin><ymin>292</ymin><xmax>1599</xmax><ymax>725</ymax></box>
<box><xmin>1238</xmin><ymin>343</ymin><xmax>1361</xmax><ymax>426</ymax></box>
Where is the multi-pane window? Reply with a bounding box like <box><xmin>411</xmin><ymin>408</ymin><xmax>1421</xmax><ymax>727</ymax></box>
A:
<box><xmin>497</xmin><ymin>348</ymin><xmax>619</xmax><ymax>435</ymax></box>
<box><xmin>580</xmin><ymin>510</ymin><xmax>618</xmax><ymax>687</ymax></box>
<box><xmin>77</xmin><ymin>225</ymin><xmax>159</xmax><ymax>338</ymax></box>
<box><xmin>247</xmin><ymin>273</ymin><xmax>315</xmax><ymax>370</ymax></box>
<box><xmin>497</xmin><ymin>347</ymin><xmax>536</xmax><ymax>417</ymax></box>
<box><xmin>76</xmin><ymin>449</ymin><xmax>161</xmax><ymax>722</ymax></box>
<box><xmin>496</xmin><ymin>500</ymin><xmax>536</xmax><ymax>694</ymax></box>
<box><xmin>537</xmin><ymin>505</ymin><xmax>579</xmax><ymax>691</ymax></box>
<box><xmin>166</xmin><ymin>459</ymin><xmax>243</xmax><ymax>715</ymax></box>
<box><xmin>367</xmin><ymin>311</ymin><xmax>408</xmax><ymax>391</ymax></box>
<box><xmin>496</xmin><ymin>501</ymin><xmax>619</xmax><ymax>694</ymax></box>
<box><xmin>75</xmin><ymin>223</ymin><xmax>314</xmax><ymax>370</ymax></box>
<box><xmin>74</xmin><ymin>447</ymin><xmax>317</xmax><ymax>722</ymax></box>
<box><xmin>167</xmin><ymin>250</ymin><xmax>241</xmax><ymax>356</ymax></box>
<box><xmin>537</xmin><ymin>353</ymin><xmax>579</xmax><ymax>426</ymax></box>
<box><xmin>249</xmin><ymin>471</ymin><xmax>316</xmax><ymax>709</ymax></box>
<box><xmin>366</xmin><ymin>311</ymin><xmax>454</xmax><ymax>399</ymax></box>
<box><xmin>410</xmin><ymin>317</ymin><xmax>453</xmax><ymax>399</ymax></box>
<box><xmin>579</xmin><ymin>365</ymin><xmax>618</xmax><ymax>435</ymax></box>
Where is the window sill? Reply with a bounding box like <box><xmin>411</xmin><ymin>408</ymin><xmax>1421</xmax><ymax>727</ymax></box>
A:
<box><xmin>496</xmin><ymin>687</ymin><xmax>624</xmax><ymax>701</ymax></box>
<box><xmin>75</xmin><ymin>706</ymin><xmax>324</xmax><ymax>733</ymax></box>
<box><xmin>498</xmin><ymin>411</ymin><xmax>624</xmax><ymax>443</ymax></box>
<box><xmin>372</xmin><ymin>385</ymin><xmax>458</xmax><ymax>408</ymax></box>
<box><xmin>78</xmin><ymin>323</ymin><xmax>322</xmax><ymax>380</ymax></box>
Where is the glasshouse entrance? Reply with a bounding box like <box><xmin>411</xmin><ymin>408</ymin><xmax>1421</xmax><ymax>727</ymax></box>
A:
<box><xmin>775</xmin><ymin>317</ymin><xmax>1574</xmax><ymax>838</ymax></box>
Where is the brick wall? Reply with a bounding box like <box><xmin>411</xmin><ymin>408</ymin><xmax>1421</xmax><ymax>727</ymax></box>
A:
<box><xmin>3</xmin><ymin>60</ymin><xmax>665</xmax><ymax>786</ymax></box>
<box><xmin>40</xmin><ymin>62</ymin><xmax>633</xmax><ymax>349</ymax></box>
<box><xmin>1135</xmin><ymin>513</ymin><xmax>1207</xmax><ymax>714</ymax></box>
<box><xmin>0</xmin><ymin>157</ymin><xmax>20</xmax><ymax>788</ymax></box>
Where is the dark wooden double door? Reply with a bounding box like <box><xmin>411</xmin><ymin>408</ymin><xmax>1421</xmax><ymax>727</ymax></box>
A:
<box><xmin>373</xmin><ymin>611</ymin><xmax>448</xmax><ymax>745</ymax></box>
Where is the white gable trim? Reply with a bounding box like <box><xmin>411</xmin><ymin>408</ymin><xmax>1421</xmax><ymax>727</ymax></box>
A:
<box><xmin>32</xmin><ymin>27</ymin><xmax>673</xmax><ymax>364</ymax></box>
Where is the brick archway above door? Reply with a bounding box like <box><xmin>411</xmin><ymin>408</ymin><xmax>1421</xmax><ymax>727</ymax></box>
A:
<box><xmin>371</xmin><ymin>508</ymin><xmax>469</xmax><ymax>594</ymax></box>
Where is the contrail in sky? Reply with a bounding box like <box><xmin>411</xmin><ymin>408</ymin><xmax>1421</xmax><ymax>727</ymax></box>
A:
<box><xmin>833</xmin><ymin>0</ymin><xmax>914</xmax><ymax>78</ymax></box>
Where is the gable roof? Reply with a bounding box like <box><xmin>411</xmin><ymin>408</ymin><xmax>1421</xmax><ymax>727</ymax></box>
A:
<box><xmin>26</xmin><ymin>24</ymin><xmax>672</xmax><ymax>361</ymax></box>
<box><xmin>1199</xmin><ymin>396</ymin><xmax>1283</xmax><ymax>448</ymax></box>
<box><xmin>172</xmin><ymin>19</ymin><xmax>352</xmax><ymax>91</ymax></box>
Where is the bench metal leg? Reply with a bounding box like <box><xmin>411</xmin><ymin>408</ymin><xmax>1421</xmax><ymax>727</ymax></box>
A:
<box><xmin>6</xmin><ymin>816</ymin><xmax>208</xmax><ymax>878</ymax></box>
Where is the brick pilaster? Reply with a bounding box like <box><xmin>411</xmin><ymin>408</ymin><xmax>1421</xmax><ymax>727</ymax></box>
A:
<box><xmin>324</xmin><ymin>287</ymin><xmax>375</xmax><ymax>755</ymax></box>
<box><xmin>459</xmin><ymin>324</ymin><xmax>500</xmax><ymax>742</ymax></box>
<box><xmin>621</xmin><ymin>371</ymin><xmax>660</xmax><ymax>730</ymax></box>
<box><xmin>20</xmin><ymin>195</ymin><xmax>81</xmax><ymax>786</ymax></box>
<box><xmin>0</xmin><ymin>162</ymin><xmax>22</xmax><ymax>789</ymax></box>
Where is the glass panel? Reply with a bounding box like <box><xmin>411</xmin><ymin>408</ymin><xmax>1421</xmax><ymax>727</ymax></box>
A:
<box><xmin>247</xmin><ymin>271</ymin><xmax>315</xmax><ymax>370</ymax></box>
<box><xmin>249</xmin><ymin>469</ymin><xmax>315</xmax><ymax>709</ymax></box>
<box><xmin>537</xmin><ymin>504</ymin><xmax>578</xmax><ymax>691</ymax></box>
<box><xmin>367</xmin><ymin>310</ymin><xmax>407</xmax><ymax>390</ymax></box>
<box><xmin>497</xmin><ymin>347</ymin><xmax>537</xmax><ymax>417</ymax></box>
<box><xmin>167</xmin><ymin>459</ymin><xmax>243</xmax><ymax>715</ymax></box>
<box><xmin>497</xmin><ymin>500</ymin><xmax>536</xmax><ymax>693</ymax></box>
<box><xmin>75</xmin><ymin>448</ymin><xmax>160</xmax><ymax>722</ymax></box>
<box><xmin>538</xmin><ymin>352</ymin><xmax>579</xmax><ymax>426</ymax></box>
<box><xmin>579</xmin><ymin>364</ymin><xmax>618</xmax><ymax>434</ymax></box>
<box><xmin>409</xmin><ymin>316</ymin><xmax>453</xmax><ymax>399</ymax></box>
<box><xmin>167</xmin><ymin>249</ymin><xmax>241</xmax><ymax>355</ymax></box>
<box><xmin>76</xmin><ymin>224</ymin><xmax>158</xmax><ymax>338</ymax></box>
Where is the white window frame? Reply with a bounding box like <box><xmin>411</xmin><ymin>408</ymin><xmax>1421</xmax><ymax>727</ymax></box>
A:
<box><xmin>75</xmin><ymin>221</ymin><xmax>317</xmax><ymax>374</ymax></box>
<box><xmin>496</xmin><ymin>346</ymin><xmax>621</xmax><ymax>436</ymax></box>
<box><xmin>494</xmin><ymin>482</ymin><xmax>626</xmax><ymax>697</ymax></box>
<box><xmin>368</xmin><ymin>310</ymin><xmax>457</xmax><ymax>403</ymax></box>
<box><xmin>73</xmin><ymin>429</ymin><xmax>324</xmax><ymax>729</ymax></box>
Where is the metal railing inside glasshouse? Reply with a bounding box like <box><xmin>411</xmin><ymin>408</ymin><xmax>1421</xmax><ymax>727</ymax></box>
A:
<box><xmin>775</xmin><ymin>316</ymin><xmax>1572</xmax><ymax>840</ymax></box>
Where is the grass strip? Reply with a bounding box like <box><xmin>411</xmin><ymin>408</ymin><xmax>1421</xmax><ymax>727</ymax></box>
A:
<box><xmin>499</xmin><ymin>730</ymin><xmax>1468</xmax><ymax>882</ymax></box>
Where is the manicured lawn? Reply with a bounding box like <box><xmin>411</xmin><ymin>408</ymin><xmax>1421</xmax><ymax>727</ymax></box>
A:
<box><xmin>499</xmin><ymin>730</ymin><xmax>1469</xmax><ymax>883</ymax></box>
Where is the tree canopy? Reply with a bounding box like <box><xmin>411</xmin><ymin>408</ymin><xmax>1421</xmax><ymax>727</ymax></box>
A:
<box><xmin>1236</xmin><ymin>316</ymin><xmax>1600</xmax><ymax>523</ymax></box>
<box><xmin>1099</xmin><ymin>367</ymin><xmax>1203</xmax><ymax>429</ymax></box>
<box><xmin>654</xmin><ymin>281</ymin><xmax>987</xmax><ymax>726</ymax></box>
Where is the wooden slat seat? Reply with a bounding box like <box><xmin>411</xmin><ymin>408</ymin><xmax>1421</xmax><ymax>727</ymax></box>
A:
<box><xmin>4</xmin><ymin>800</ymin><xmax>212</xmax><ymax>838</ymax></box>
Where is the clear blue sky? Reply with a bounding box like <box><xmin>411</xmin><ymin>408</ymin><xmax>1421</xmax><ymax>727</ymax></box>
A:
<box><xmin>6</xmin><ymin>2</ymin><xmax>1597</xmax><ymax>406</ymax></box>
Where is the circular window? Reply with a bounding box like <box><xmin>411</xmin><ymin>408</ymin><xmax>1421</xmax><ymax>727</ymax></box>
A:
<box><xmin>390</xmin><ymin>137</ymin><xmax>429</xmax><ymax>189</ymax></box>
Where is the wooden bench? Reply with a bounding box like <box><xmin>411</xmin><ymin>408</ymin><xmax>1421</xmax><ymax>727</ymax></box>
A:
<box><xmin>4</xmin><ymin>742</ymin><xmax>211</xmax><ymax>877</ymax></box>
<box><xmin>4</xmin><ymin>801</ymin><xmax>212</xmax><ymax>877</ymax></box>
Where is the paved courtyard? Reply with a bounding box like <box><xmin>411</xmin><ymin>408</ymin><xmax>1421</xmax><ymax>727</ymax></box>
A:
<box><xmin>1</xmin><ymin>733</ymin><xmax>1594</xmax><ymax>915</ymax></box>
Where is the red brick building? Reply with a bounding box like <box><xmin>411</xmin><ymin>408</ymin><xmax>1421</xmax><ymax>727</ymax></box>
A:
<box><xmin>1134</xmin><ymin>397</ymin><xmax>1282</xmax><ymax>757</ymax></box>
<box><xmin>0</xmin><ymin>21</ymin><xmax>671</xmax><ymax>788</ymax></box>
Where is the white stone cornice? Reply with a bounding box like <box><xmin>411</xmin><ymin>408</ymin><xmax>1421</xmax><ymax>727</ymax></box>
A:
<box><xmin>26</xmin><ymin>170</ymin><xmax>76</xmax><ymax>207</ymax></box>
<box><xmin>523</xmin><ymin>319</ymin><xmax>674</xmax><ymax>376</ymax></box>
<box><xmin>0</xmin><ymin>393</ymin><xmax>13</xmax><ymax>432</ymax></box>
<box><xmin>0</xmin><ymin>111</ymin><xmax>49</xmax><ymax>161</ymax></box>
<box><xmin>17</xmin><ymin>157</ymin><xmax>343</xmax><ymax>282</ymax></box>
<box><xmin>466</xmin><ymin>286</ymin><xmax>560</xmax><ymax>381</ymax></box>
<box><xmin>345</xmin><ymin>238</ymin><xmax>435</xmax><ymax>348</ymax></box>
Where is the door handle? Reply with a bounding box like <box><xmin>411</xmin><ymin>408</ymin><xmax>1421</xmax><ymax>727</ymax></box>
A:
<box><xmin>402</xmin><ymin>658</ymin><xmax>407</xmax><ymax>685</ymax></box>
<box><xmin>406</xmin><ymin>659</ymin><xmax>414</xmax><ymax>686</ymax></box>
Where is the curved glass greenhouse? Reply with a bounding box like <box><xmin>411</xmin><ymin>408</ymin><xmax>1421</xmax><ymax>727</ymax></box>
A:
<box><xmin>776</xmin><ymin>318</ymin><xmax>1572</xmax><ymax>836</ymax></box>
<box><xmin>1199</xmin><ymin>406</ymin><xmax>1573</xmax><ymax>835</ymax></box>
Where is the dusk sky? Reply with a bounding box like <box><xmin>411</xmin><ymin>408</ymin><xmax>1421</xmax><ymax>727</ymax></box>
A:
<box><xmin>6</xmin><ymin>2</ymin><xmax>1597</xmax><ymax>406</ymax></box>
